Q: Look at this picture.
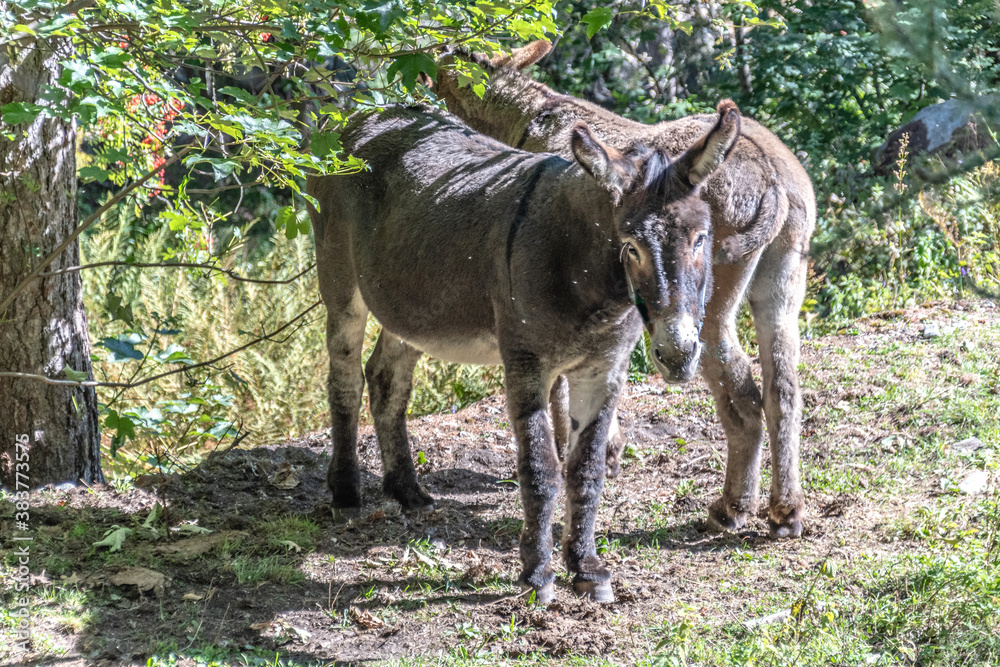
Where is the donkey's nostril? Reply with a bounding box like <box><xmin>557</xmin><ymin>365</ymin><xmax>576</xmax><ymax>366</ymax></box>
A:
<box><xmin>654</xmin><ymin>349</ymin><xmax>665</xmax><ymax>364</ymax></box>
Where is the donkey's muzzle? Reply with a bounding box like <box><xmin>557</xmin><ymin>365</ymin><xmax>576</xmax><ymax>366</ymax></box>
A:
<box><xmin>649</xmin><ymin>314</ymin><xmax>702</xmax><ymax>384</ymax></box>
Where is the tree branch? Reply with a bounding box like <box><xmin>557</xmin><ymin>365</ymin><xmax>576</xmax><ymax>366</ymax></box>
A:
<box><xmin>39</xmin><ymin>261</ymin><xmax>315</xmax><ymax>285</ymax></box>
<box><xmin>0</xmin><ymin>301</ymin><xmax>323</xmax><ymax>388</ymax></box>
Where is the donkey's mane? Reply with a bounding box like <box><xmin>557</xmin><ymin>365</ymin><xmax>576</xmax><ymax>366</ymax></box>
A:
<box><xmin>634</xmin><ymin>147</ymin><xmax>681</xmax><ymax>207</ymax></box>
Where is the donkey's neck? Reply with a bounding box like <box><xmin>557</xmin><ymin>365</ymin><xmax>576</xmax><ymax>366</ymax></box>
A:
<box><xmin>546</xmin><ymin>181</ymin><xmax>633</xmax><ymax>318</ymax></box>
<box><xmin>483</xmin><ymin>69</ymin><xmax>653</xmax><ymax>157</ymax></box>
<box><xmin>475</xmin><ymin>69</ymin><xmax>553</xmax><ymax>148</ymax></box>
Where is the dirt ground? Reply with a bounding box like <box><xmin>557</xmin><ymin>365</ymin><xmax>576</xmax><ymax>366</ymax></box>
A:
<box><xmin>2</xmin><ymin>299</ymin><xmax>998</xmax><ymax>665</ymax></box>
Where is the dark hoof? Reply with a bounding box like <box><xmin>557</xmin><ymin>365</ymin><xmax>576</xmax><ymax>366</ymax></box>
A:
<box><xmin>707</xmin><ymin>498</ymin><xmax>749</xmax><ymax>533</ymax></box>
<box><xmin>384</xmin><ymin>480</ymin><xmax>434</xmax><ymax>512</ymax></box>
<box><xmin>329</xmin><ymin>482</ymin><xmax>362</xmax><ymax>511</ymax></box>
<box><xmin>521</xmin><ymin>581</ymin><xmax>555</xmax><ymax>605</ymax></box>
<box><xmin>573</xmin><ymin>579</ymin><xmax>614</xmax><ymax>603</ymax></box>
<box><xmin>768</xmin><ymin>506</ymin><xmax>804</xmax><ymax>539</ymax></box>
<box><xmin>328</xmin><ymin>463</ymin><xmax>362</xmax><ymax>509</ymax></box>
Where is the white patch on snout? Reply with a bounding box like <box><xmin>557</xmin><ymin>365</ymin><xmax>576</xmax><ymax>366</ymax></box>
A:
<box><xmin>652</xmin><ymin>314</ymin><xmax>699</xmax><ymax>355</ymax></box>
<box><xmin>650</xmin><ymin>314</ymin><xmax>703</xmax><ymax>383</ymax></box>
<box><xmin>674</xmin><ymin>314</ymin><xmax>698</xmax><ymax>346</ymax></box>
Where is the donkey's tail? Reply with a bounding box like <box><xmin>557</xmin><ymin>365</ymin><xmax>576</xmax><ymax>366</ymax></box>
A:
<box><xmin>715</xmin><ymin>180</ymin><xmax>789</xmax><ymax>264</ymax></box>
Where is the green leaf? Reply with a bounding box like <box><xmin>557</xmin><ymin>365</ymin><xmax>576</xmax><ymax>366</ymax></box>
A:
<box><xmin>207</xmin><ymin>422</ymin><xmax>236</xmax><ymax>439</ymax></box>
<box><xmin>99</xmin><ymin>335</ymin><xmax>144</xmax><ymax>361</ymax></box>
<box><xmin>311</xmin><ymin>131</ymin><xmax>342</xmax><ymax>158</ymax></box>
<box><xmin>93</xmin><ymin>526</ymin><xmax>134</xmax><ymax>552</ymax></box>
<box><xmin>64</xmin><ymin>366</ymin><xmax>90</xmax><ymax>382</ymax></box>
<box><xmin>1</xmin><ymin>102</ymin><xmax>44</xmax><ymax>125</ymax></box>
<box><xmin>218</xmin><ymin>86</ymin><xmax>259</xmax><ymax>106</ymax></box>
<box><xmin>143</xmin><ymin>503</ymin><xmax>163</xmax><ymax>529</ymax></box>
<box><xmin>104</xmin><ymin>293</ymin><xmax>134</xmax><ymax>325</ymax></box>
<box><xmin>581</xmin><ymin>7</ymin><xmax>613</xmax><ymax>40</ymax></box>
<box><xmin>154</xmin><ymin>343</ymin><xmax>195</xmax><ymax>365</ymax></box>
<box><xmin>78</xmin><ymin>165</ymin><xmax>111</xmax><ymax>183</ymax></box>
<box><xmin>104</xmin><ymin>409</ymin><xmax>136</xmax><ymax>457</ymax></box>
<box><xmin>295</xmin><ymin>208</ymin><xmax>311</xmax><ymax>236</ymax></box>
<box><xmin>277</xmin><ymin>206</ymin><xmax>298</xmax><ymax>240</ymax></box>
<box><xmin>386</xmin><ymin>52</ymin><xmax>437</xmax><ymax>92</ymax></box>
<box><xmin>185</xmin><ymin>156</ymin><xmax>240</xmax><ymax>181</ymax></box>
<box><xmin>356</xmin><ymin>0</ymin><xmax>407</xmax><ymax>36</ymax></box>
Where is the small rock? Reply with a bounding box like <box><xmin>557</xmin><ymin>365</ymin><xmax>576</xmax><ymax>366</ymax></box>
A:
<box><xmin>952</xmin><ymin>437</ymin><xmax>985</xmax><ymax>453</ymax></box>
<box><xmin>958</xmin><ymin>470</ymin><xmax>989</xmax><ymax>495</ymax></box>
<box><xmin>430</xmin><ymin>538</ymin><xmax>447</xmax><ymax>551</ymax></box>
<box><xmin>922</xmin><ymin>323</ymin><xmax>940</xmax><ymax>339</ymax></box>
<box><xmin>961</xmin><ymin>340</ymin><xmax>977</xmax><ymax>352</ymax></box>
<box><xmin>52</xmin><ymin>481</ymin><xmax>77</xmax><ymax>491</ymax></box>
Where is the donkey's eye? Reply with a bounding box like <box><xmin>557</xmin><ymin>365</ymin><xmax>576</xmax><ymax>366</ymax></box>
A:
<box><xmin>628</xmin><ymin>245</ymin><xmax>641</xmax><ymax>263</ymax></box>
<box><xmin>693</xmin><ymin>234</ymin><xmax>708</xmax><ymax>253</ymax></box>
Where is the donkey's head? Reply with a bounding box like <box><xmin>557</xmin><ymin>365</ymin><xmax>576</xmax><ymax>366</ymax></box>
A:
<box><xmin>571</xmin><ymin>100</ymin><xmax>742</xmax><ymax>383</ymax></box>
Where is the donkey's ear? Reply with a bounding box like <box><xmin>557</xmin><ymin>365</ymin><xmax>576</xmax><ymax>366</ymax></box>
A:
<box><xmin>571</xmin><ymin>122</ymin><xmax>636</xmax><ymax>205</ymax></box>
<box><xmin>490</xmin><ymin>40</ymin><xmax>552</xmax><ymax>69</ymax></box>
<box><xmin>674</xmin><ymin>99</ymin><xmax>741</xmax><ymax>186</ymax></box>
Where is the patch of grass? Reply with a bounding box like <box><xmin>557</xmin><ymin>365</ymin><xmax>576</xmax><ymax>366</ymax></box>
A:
<box><xmin>259</xmin><ymin>514</ymin><xmax>320</xmax><ymax>554</ymax></box>
<box><xmin>644</xmin><ymin>497</ymin><xmax>1000</xmax><ymax>667</ymax></box>
<box><xmin>230</xmin><ymin>555</ymin><xmax>305</xmax><ymax>585</ymax></box>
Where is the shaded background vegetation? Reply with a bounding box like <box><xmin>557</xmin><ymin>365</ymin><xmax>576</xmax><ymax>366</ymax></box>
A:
<box><xmin>71</xmin><ymin>0</ymin><xmax>1000</xmax><ymax>479</ymax></box>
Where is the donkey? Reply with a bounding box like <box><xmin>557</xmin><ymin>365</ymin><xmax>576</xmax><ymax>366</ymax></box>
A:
<box><xmin>435</xmin><ymin>42</ymin><xmax>815</xmax><ymax>538</ymax></box>
<box><xmin>308</xmin><ymin>104</ymin><xmax>740</xmax><ymax>602</ymax></box>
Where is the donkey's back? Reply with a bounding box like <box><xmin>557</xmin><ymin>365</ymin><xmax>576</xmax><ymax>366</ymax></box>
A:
<box><xmin>308</xmin><ymin>106</ymin><xmax>570</xmax><ymax>363</ymax></box>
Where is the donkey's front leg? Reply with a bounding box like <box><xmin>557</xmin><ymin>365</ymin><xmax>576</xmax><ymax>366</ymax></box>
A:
<box><xmin>562</xmin><ymin>369</ymin><xmax>622</xmax><ymax>603</ymax></box>
<box><xmin>506</xmin><ymin>360</ymin><xmax>562</xmax><ymax>604</ymax></box>
<box><xmin>366</xmin><ymin>330</ymin><xmax>434</xmax><ymax>511</ymax></box>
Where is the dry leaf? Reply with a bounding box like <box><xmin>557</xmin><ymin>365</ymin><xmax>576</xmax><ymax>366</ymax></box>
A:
<box><xmin>154</xmin><ymin>531</ymin><xmax>245</xmax><ymax>560</ymax></box>
<box><xmin>61</xmin><ymin>572</ymin><xmax>82</xmax><ymax>586</ymax></box>
<box><xmin>350</xmin><ymin>606</ymin><xmax>385</xmax><ymax>630</ymax></box>
<box><xmin>183</xmin><ymin>592</ymin><xmax>204</xmax><ymax>601</ymax></box>
<box><xmin>364</xmin><ymin>510</ymin><xmax>386</xmax><ymax>523</ymax></box>
<box><xmin>269</xmin><ymin>462</ymin><xmax>300</xmax><ymax>489</ymax></box>
<box><xmin>279</xmin><ymin>540</ymin><xmax>303</xmax><ymax>553</ymax></box>
<box><xmin>249</xmin><ymin>620</ymin><xmax>311</xmax><ymax>644</ymax></box>
<box><xmin>109</xmin><ymin>567</ymin><xmax>166</xmax><ymax>596</ymax></box>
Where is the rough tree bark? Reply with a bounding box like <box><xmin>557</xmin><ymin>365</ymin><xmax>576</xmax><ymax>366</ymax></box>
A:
<box><xmin>0</xmin><ymin>30</ymin><xmax>104</xmax><ymax>488</ymax></box>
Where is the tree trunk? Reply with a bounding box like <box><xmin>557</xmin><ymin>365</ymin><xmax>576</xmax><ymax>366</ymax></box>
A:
<box><xmin>0</xmin><ymin>33</ymin><xmax>104</xmax><ymax>488</ymax></box>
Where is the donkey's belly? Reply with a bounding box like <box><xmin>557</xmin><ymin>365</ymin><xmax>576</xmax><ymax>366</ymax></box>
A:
<box><xmin>401</xmin><ymin>334</ymin><xmax>503</xmax><ymax>365</ymax></box>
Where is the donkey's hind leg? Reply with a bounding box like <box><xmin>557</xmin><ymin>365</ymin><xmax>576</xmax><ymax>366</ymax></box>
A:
<box><xmin>323</xmin><ymin>287</ymin><xmax>369</xmax><ymax>511</ymax></box>
<box><xmin>365</xmin><ymin>330</ymin><xmax>434</xmax><ymax>511</ymax></box>
<box><xmin>701</xmin><ymin>256</ymin><xmax>766</xmax><ymax>532</ymax></box>
<box><xmin>749</xmin><ymin>237</ymin><xmax>807</xmax><ymax>538</ymax></box>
